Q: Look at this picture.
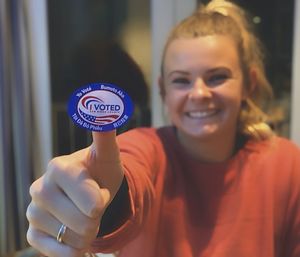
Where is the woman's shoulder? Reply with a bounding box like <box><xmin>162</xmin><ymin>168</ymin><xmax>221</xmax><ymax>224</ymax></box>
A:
<box><xmin>272</xmin><ymin>135</ymin><xmax>300</xmax><ymax>149</ymax></box>
<box><xmin>241</xmin><ymin>135</ymin><xmax>300</xmax><ymax>176</ymax></box>
<box><xmin>270</xmin><ymin>136</ymin><xmax>300</xmax><ymax>165</ymax></box>
<box><xmin>244</xmin><ymin>135</ymin><xmax>300</xmax><ymax>157</ymax></box>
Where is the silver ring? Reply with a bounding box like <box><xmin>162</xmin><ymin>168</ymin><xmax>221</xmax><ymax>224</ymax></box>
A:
<box><xmin>56</xmin><ymin>224</ymin><xmax>67</xmax><ymax>243</ymax></box>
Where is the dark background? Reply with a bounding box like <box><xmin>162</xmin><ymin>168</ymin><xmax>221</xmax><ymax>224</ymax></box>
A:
<box><xmin>48</xmin><ymin>0</ymin><xmax>295</xmax><ymax>155</ymax></box>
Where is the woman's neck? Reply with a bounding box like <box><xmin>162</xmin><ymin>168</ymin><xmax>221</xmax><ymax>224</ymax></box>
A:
<box><xmin>176</xmin><ymin>129</ymin><xmax>238</xmax><ymax>163</ymax></box>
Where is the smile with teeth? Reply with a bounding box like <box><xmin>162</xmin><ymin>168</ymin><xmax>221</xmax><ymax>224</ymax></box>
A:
<box><xmin>186</xmin><ymin>109</ymin><xmax>219</xmax><ymax>119</ymax></box>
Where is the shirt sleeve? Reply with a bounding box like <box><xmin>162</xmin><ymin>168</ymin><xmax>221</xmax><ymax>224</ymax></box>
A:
<box><xmin>90</xmin><ymin>128</ymin><xmax>162</xmax><ymax>253</ymax></box>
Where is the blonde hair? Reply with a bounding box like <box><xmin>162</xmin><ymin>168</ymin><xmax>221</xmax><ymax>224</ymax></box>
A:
<box><xmin>161</xmin><ymin>0</ymin><xmax>274</xmax><ymax>140</ymax></box>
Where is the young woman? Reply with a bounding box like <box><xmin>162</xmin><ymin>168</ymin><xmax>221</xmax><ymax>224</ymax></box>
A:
<box><xmin>26</xmin><ymin>1</ymin><xmax>300</xmax><ymax>256</ymax></box>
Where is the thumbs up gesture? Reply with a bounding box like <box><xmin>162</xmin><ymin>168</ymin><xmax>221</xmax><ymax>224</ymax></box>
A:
<box><xmin>26</xmin><ymin>130</ymin><xmax>124</xmax><ymax>257</ymax></box>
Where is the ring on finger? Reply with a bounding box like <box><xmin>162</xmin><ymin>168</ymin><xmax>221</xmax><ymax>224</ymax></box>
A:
<box><xmin>56</xmin><ymin>224</ymin><xmax>67</xmax><ymax>243</ymax></box>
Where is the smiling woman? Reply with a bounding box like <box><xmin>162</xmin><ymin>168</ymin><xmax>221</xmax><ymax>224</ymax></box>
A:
<box><xmin>161</xmin><ymin>36</ymin><xmax>247</xmax><ymax>161</ymax></box>
<box><xmin>160</xmin><ymin>7</ymin><xmax>274</xmax><ymax>140</ymax></box>
<box><xmin>26</xmin><ymin>1</ymin><xmax>300</xmax><ymax>257</ymax></box>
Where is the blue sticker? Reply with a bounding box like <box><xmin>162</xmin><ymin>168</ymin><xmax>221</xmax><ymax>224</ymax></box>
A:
<box><xmin>68</xmin><ymin>83</ymin><xmax>134</xmax><ymax>132</ymax></box>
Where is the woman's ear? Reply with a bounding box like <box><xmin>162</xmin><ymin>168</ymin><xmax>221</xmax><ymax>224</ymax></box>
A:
<box><xmin>243</xmin><ymin>68</ymin><xmax>257</xmax><ymax>100</ymax></box>
<box><xmin>158</xmin><ymin>76</ymin><xmax>166</xmax><ymax>100</ymax></box>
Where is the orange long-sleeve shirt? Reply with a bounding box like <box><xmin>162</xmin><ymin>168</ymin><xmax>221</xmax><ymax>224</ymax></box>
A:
<box><xmin>92</xmin><ymin>126</ymin><xmax>300</xmax><ymax>257</ymax></box>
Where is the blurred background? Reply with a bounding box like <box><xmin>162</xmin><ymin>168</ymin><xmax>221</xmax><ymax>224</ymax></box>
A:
<box><xmin>0</xmin><ymin>0</ymin><xmax>299</xmax><ymax>256</ymax></box>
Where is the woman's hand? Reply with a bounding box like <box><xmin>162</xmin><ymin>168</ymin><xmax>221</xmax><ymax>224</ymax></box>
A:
<box><xmin>26</xmin><ymin>131</ymin><xmax>124</xmax><ymax>257</ymax></box>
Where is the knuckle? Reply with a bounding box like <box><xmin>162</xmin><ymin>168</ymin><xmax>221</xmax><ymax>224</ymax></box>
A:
<box><xmin>29</xmin><ymin>181</ymin><xmax>49</xmax><ymax>204</ymax></box>
<box><xmin>47</xmin><ymin>156</ymin><xmax>72</xmax><ymax>181</ymax></box>
<box><xmin>29</xmin><ymin>178</ymin><xmax>51</xmax><ymax>204</ymax></box>
<box><xmin>47</xmin><ymin>156</ymin><xmax>62</xmax><ymax>171</ymax></box>
<box><xmin>26</xmin><ymin>202</ymin><xmax>35</xmax><ymax>223</ymax></box>
<box><xmin>29</xmin><ymin>179</ymin><xmax>41</xmax><ymax>198</ymax></box>
<box><xmin>47</xmin><ymin>156</ymin><xmax>80</xmax><ymax>183</ymax></box>
<box><xmin>47</xmin><ymin>157</ymin><xmax>64</xmax><ymax>179</ymax></box>
<box><xmin>26</xmin><ymin>202</ymin><xmax>44</xmax><ymax>228</ymax></box>
<box><xmin>26</xmin><ymin>226</ymin><xmax>37</xmax><ymax>247</ymax></box>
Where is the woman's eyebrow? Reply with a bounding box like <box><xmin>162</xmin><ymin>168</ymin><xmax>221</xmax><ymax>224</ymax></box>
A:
<box><xmin>167</xmin><ymin>70</ymin><xmax>189</xmax><ymax>79</ymax></box>
<box><xmin>206</xmin><ymin>67</ymin><xmax>232</xmax><ymax>74</ymax></box>
<box><xmin>166</xmin><ymin>67</ymin><xmax>232</xmax><ymax>79</ymax></box>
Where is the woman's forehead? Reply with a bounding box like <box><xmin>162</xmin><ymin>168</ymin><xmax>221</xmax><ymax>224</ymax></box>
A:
<box><xmin>164</xmin><ymin>35</ymin><xmax>240</xmax><ymax>71</ymax></box>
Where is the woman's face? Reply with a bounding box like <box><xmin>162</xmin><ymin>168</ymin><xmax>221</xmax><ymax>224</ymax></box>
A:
<box><xmin>161</xmin><ymin>35</ymin><xmax>247</xmax><ymax>141</ymax></box>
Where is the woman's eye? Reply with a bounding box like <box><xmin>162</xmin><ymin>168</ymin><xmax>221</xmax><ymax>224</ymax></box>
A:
<box><xmin>172</xmin><ymin>78</ymin><xmax>190</xmax><ymax>84</ymax></box>
<box><xmin>206</xmin><ymin>74</ymin><xmax>229</xmax><ymax>86</ymax></box>
<box><xmin>170</xmin><ymin>77</ymin><xmax>191</xmax><ymax>88</ymax></box>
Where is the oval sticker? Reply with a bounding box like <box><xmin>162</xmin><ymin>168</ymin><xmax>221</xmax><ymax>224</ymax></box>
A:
<box><xmin>68</xmin><ymin>83</ymin><xmax>134</xmax><ymax>132</ymax></box>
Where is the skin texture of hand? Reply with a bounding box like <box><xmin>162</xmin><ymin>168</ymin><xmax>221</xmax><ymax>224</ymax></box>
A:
<box><xmin>26</xmin><ymin>131</ymin><xmax>124</xmax><ymax>257</ymax></box>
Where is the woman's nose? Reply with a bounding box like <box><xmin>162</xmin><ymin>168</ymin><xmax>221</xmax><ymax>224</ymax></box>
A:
<box><xmin>188</xmin><ymin>78</ymin><xmax>212</xmax><ymax>99</ymax></box>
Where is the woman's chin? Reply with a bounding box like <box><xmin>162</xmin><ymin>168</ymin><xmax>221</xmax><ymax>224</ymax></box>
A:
<box><xmin>180</xmin><ymin>124</ymin><xmax>220</xmax><ymax>139</ymax></box>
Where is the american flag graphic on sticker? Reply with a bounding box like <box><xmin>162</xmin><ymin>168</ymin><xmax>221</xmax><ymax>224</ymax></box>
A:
<box><xmin>68</xmin><ymin>83</ymin><xmax>134</xmax><ymax>132</ymax></box>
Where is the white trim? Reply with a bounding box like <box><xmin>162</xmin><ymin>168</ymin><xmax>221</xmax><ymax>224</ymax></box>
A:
<box><xmin>291</xmin><ymin>0</ymin><xmax>300</xmax><ymax>146</ymax></box>
<box><xmin>25</xmin><ymin>0</ymin><xmax>53</xmax><ymax>174</ymax></box>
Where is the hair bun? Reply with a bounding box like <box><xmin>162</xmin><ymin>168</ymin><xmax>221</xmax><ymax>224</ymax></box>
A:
<box><xmin>205</xmin><ymin>0</ymin><xmax>232</xmax><ymax>16</ymax></box>
<box><xmin>201</xmin><ymin>0</ymin><xmax>249</xmax><ymax>31</ymax></box>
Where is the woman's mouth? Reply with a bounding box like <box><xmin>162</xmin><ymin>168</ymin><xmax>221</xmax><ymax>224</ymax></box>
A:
<box><xmin>185</xmin><ymin>109</ymin><xmax>219</xmax><ymax>119</ymax></box>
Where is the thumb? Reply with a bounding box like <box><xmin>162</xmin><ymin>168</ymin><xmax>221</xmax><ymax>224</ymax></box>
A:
<box><xmin>91</xmin><ymin>130</ymin><xmax>120</xmax><ymax>162</ymax></box>
<box><xmin>87</xmin><ymin>130</ymin><xmax>124</xmax><ymax>197</ymax></box>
